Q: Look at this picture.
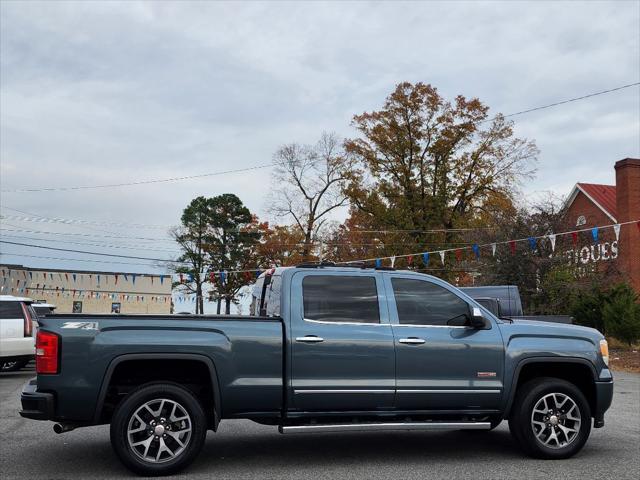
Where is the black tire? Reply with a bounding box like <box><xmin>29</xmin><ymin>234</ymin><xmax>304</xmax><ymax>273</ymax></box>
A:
<box><xmin>110</xmin><ymin>383</ymin><xmax>207</xmax><ymax>476</ymax></box>
<box><xmin>1</xmin><ymin>359</ymin><xmax>29</xmax><ymax>372</ymax></box>
<box><xmin>508</xmin><ymin>377</ymin><xmax>591</xmax><ymax>459</ymax></box>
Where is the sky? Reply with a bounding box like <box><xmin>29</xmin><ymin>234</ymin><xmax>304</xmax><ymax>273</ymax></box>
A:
<box><xmin>1</xmin><ymin>0</ymin><xmax>639</xmax><ymax>283</ymax></box>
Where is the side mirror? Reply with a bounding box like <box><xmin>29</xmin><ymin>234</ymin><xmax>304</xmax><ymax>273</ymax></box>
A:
<box><xmin>470</xmin><ymin>307</ymin><xmax>487</xmax><ymax>329</ymax></box>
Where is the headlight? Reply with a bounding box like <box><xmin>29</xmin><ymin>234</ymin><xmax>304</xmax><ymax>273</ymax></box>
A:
<box><xmin>599</xmin><ymin>339</ymin><xmax>609</xmax><ymax>366</ymax></box>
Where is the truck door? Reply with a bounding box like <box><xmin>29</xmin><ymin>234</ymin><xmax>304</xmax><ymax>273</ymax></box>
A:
<box><xmin>288</xmin><ymin>271</ymin><xmax>395</xmax><ymax>411</ymax></box>
<box><xmin>384</xmin><ymin>275</ymin><xmax>504</xmax><ymax>411</ymax></box>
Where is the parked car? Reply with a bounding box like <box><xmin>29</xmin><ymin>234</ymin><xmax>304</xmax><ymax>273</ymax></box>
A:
<box><xmin>461</xmin><ymin>285</ymin><xmax>574</xmax><ymax>324</ymax></box>
<box><xmin>20</xmin><ymin>265</ymin><xmax>613</xmax><ymax>476</ymax></box>
<box><xmin>32</xmin><ymin>302</ymin><xmax>57</xmax><ymax>317</ymax></box>
<box><xmin>0</xmin><ymin>295</ymin><xmax>37</xmax><ymax>372</ymax></box>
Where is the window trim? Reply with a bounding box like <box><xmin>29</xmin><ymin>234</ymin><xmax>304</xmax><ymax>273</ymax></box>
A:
<box><xmin>300</xmin><ymin>273</ymin><xmax>383</xmax><ymax>326</ymax></box>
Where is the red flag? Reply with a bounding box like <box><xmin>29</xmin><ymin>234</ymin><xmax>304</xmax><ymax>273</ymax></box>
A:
<box><xmin>571</xmin><ymin>232</ymin><xmax>578</xmax><ymax>246</ymax></box>
<box><xmin>244</xmin><ymin>271</ymin><xmax>252</xmax><ymax>281</ymax></box>
<box><xmin>455</xmin><ymin>249</ymin><xmax>462</xmax><ymax>262</ymax></box>
<box><xmin>179</xmin><ymin>273</ymin><xmax>184</xmax><ymax>283</ymax></box>
<box><xmin>637</xmin><ymin>221</ymin><xmax>640</xmax><ymax>233</ymax></box>
<box><xmin>209</xmin><ymin>272</ymin><xmax>215</xmax><ymax>283</ymax></box>
<box><xmin>407</xmin><ymin>255</ymin><xmax>413</xmax><ymax>266</ymax></box>
<box><xmin>115</xmin><ymin>274</ymin><xmax>119</xmax><ymax>285</ymax></box>
<box><xmin>65</xmin><ymin>273</ymin><xmax>69</xmax><ymax>281</ymax></box>
<box><xmin>509</xmin><ymin>241</ymin><xmax>516</xmax><ymax>255</ymax></box>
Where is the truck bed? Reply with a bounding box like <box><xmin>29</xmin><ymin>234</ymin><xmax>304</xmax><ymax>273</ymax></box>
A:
<box><xmin>36</xmin><ymin>314</ymin><xmax>284</xmax><ymax>423</ymax></box>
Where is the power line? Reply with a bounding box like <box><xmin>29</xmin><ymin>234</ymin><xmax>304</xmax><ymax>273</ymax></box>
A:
<box><xmin>1</xmin><ymin>161</ymin><xmax>280</xmax><ymax>193</ymax></box>
<box><xmin>0</xmin><ymin>233</ymin><xmax>181</xmax><ymax>254</ymax></box>
<box><xmin>0</xmin><ymin>240</ymin><xmax>181</xmax><ymax>263</ymax></box>
<box><xmin>496</xmin><ymin>82</ymin><xmax>640</xmax><ymax>120</ymax></box>
<box><xmin>3</xmin><ymin>82</ymin><xmax>637</xmax><ymax>194</ymax></box>
<box><xmin>0</xmin><ymin>226</ymin><xmax>177</xmax><ymax>243</ymax></box>
<box><xmin>0</xmin><ymin>253</ymin><xmax>169</xmax><ymax>268</ymax></box>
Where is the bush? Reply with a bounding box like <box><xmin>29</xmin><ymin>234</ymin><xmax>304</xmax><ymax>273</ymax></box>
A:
<box><xmin>571</xmin><ymin>285</ymin><xmax>608</xmax><ymax>333</ymax></box>
<box><xmin>603</xmin><ymin>284</ymin><xmax>640</xmax><ymax>346</ymax></box>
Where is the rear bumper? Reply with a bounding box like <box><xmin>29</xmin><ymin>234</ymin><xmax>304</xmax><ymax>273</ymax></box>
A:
<box><xmin>19</xmin><ymin>377</ymin><xmax>55</xmax><ymax>421</ymax></box>
<box><xmin>593</xmin><ymin>379</ymin><xmax>614</xmax><ymax>428</ymax></box>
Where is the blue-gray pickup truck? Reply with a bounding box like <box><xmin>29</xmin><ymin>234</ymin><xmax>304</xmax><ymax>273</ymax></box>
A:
<box><xmin>20</xmin><ymin>264</ymin><xmax>614</xmax><ymax>476</ymax></box>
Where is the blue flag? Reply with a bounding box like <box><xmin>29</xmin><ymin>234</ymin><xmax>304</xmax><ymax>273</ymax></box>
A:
<box><xmin>375</xmin><ymin>259</ymin><xmax>382</xmax><ymax>268</ymax></box>
<box><xmin>472</xmin><ymin>244</ymin><xmax>480</xmax><ymax>259</ymax></box>
<box><xmin>422</xmin><ymin>253</ymin><xmax>430</xmax><ymax>265</ymax></box>
<box><xmin>528</xmin><ymin>237</ymin><xmax>536</xmax><ymax>250</ymax></box>
<box><xmin>591</xmin><ymin>227</ymin><xmax>599</xmax><ymax>243</ymax></box>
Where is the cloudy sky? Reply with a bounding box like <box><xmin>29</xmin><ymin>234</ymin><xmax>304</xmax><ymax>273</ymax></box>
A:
<box><xmin>1</xmin><ymin>0</ymin><xmax>639</xmax><ymax>276</ymax></box>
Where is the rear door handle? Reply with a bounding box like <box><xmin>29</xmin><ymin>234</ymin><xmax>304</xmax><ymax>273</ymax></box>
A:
<box><xmin>398</xmin><ymin>337</ymin><xmax>426</xmax><ymax>345</ymax></box>
<box><xmin>295</xmin><ymin>335</ymin><xmax>324</xmax><ymax>343</ymax></box>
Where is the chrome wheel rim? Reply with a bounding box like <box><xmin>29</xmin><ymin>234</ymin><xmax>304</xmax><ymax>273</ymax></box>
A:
<box><xmin>127</xmin><ymin>398</ymin><xmax>192</xmax><ymax>463</ymax></box>
<box><xmin>531</xmin><ymin>392</ymin><xmax>581</xmax><ymax>449</ymax></box>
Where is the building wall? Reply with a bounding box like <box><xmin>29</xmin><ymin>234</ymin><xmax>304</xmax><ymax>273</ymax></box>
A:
<box><xmin>615</xmin><ymin>159</ymin><xmax>640</xmax><ymax>292</ymax></box>
<box><xmin>0</xmin><ymin>266</ymin><xmax>172</xmax><ymax>314</ymax></box>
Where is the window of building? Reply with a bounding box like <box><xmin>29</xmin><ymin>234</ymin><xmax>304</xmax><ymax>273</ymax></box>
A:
<box><xmin>391</xmin><ymin>278</ymin><xmax>470</xmax><ymax>326</ymax></box>
<box><xmin>303</xmin><ymin>275</ymin><xmax>379</xmax><ymax>324</ymax></box>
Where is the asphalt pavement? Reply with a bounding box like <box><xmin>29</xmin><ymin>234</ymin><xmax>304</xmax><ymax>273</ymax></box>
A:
<box><xmin>1</xmin><ymin>365</ymin><xmax>638</xmax><ymax>479</ymax></box>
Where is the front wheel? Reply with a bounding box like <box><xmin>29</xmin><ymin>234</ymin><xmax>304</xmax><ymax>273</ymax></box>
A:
<box><xmin>509</xmin><ymin>377</ymin><xmax>591</xmax><ymax>459</ymax></box>
<box><xmin>110</xmin><ymin>383</ymin><xmax>207</xmax><ymax>476</ymax></box>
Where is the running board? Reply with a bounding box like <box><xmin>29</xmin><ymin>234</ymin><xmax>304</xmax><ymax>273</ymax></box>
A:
<box><xmin>279</xmin><ymin>421</ymin><xmax>491</xmax><ymax>434</ymax></box>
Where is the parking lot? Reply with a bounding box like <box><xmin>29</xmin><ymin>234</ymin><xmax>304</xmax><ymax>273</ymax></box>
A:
<box><xmin>1</xmin><ymin>366</ymin><xmax>638</xmax><ymax>480</ymax></box>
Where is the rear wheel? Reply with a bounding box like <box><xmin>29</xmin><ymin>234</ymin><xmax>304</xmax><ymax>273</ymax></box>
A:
<box><xmin>110</xmin><ymin>383</ymin><xmax>207</xmax><ymax>476</ymax></box>
<box><xmin>509</xmin><ymin>377</ymin><xmax>591</xmax><ymax>459</ymax></box>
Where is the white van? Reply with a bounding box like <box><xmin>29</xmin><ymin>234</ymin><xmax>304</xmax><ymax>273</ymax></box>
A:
<box><xmin>0</xmin><ymin>295</ymin><xmax>37</xmax><ymax>371</ymax></box>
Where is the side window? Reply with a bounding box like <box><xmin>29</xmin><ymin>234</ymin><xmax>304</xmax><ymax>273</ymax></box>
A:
<box><xmin>303</xmin><ymin>275</ymin><xmax>379</xmax><ymax>324</ymax></box>
<box><xmin>0</xmin><ymin>301</ymin><xmax>24</xmax><ymax>319</ymax></box>
<box><xmin>265</xmin><ymin>275</ymin><xmax>282</xmax><ymax>317</ymax></box>
<box><xmin>392</xmin><ymin>278</ymin><xmax>470</xmax><ymax>326</ymax></box>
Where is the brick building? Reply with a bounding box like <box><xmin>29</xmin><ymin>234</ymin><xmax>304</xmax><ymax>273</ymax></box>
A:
<box><xmin>0</xmin><ymin>265</ymin><xmax>172</xmax><ymax>314</ymax></box>
<box><xmin>562</xmin><ymin>158</ymin><xmax>640</xmax><ymax>292</ymax></box>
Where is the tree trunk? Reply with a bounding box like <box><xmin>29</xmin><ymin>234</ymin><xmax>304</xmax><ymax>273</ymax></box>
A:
<box><xmin>225</xmin><ymin>297</ymin><xmax>231</xmax><ymax>315</ymax></box>
<box><xmin>196</xmin><ymin>282</ymin><xmax>203</xmax><ymax>314</ymax></box>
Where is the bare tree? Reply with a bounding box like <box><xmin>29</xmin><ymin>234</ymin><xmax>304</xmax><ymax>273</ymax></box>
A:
<box><xmin>269</xmin><ymin>132</ymin><xmax>353</xmax><ymax>260</ymax></box>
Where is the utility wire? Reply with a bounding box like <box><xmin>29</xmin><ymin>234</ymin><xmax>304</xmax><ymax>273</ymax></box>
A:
<box><xmin>0</xmin><ymin>240</ymin><xmax>182</xmax><ymax>263</ymax></box>
<box><xmin>3</xmin><ymin>82</ymin><xmax>637</xmax><ymax>194</ymax></box>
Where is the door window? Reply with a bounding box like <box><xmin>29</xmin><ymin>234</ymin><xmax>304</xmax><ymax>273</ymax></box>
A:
<box><xmin>303</xmin><ymin>275</ymin><xmax>379</xmax><ymax>324</ymax></box>
<box><xmin>392</xmin><ymin>278</ymin><xmax>470</xmax><ymax>326</ymax></box>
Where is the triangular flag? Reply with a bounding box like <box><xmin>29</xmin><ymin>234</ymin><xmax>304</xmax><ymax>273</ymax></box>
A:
<box><xmin>209</xmin><ymin>272</ymin><xmax>215</xmax><ymax>283</ymax></box>
<box><xmin>472</xmin><ymin>244</ymin><xmax>480</xmax><ymax>259</ymax></box>
<box><xmin>390</xmin><ymin>256</ymin><xmax>396</xmax><ymax>268</ymax></box>
<box><xmin>407</xmin><ymin>255</ymin><xmax>414</xmax><ymax>266</ymax></box>
<box><xmin>72</xmin><ymin>273</ymin><xmax>77</xmax><ymax>283</ymax></box>
<box><xmin>613</xmin><ymin>224</ymin><xmax>621</xmax><ymax>241</ymax></box>
<box><xmin>591</xmin><ymin>227</ymin><xmax>599</xmax><ymax>244</ymax></box>
<box><xmin>438</xmin><ymin>251</ymin><xmax>445</xmax><ymax>265</ymax></box>
<box><xmin>455</xmin><ymin>249</ymin><xmax>462</xmax><ymax>262</ymax></box>
<box><xmin>548</xmin><ymin>234</ymin><xmax>557</xmax><ymax>252</ymax></box>
<box><xmin>509</xmin><ymin>241</ymin><xmax>516</xmax><ymax>255</ymax></box>
<box><xmin>491</xmin><ymin>243</ymin><xmax>497</xmax><ymax>256</ymax></box>
<box><xmin>528</xmin><ymin>237</ymin><xmax>536</xmax><ymax>250</ymax></box>
<box><xmin>422</xmin><ymin>253</ymin><xmax>429</xmax><ymax>266</ymax></box>
<box><xmin>375</xmin><ymin>259</ymin><xmax>382</xmax><ymax>268</ymax></box>
<box><xmin>160</xmin><ymin>275</ymin><xmax>165</xmax><ymax>284</ymax></box>
<box><xmin>131</xmin><ymin>274</ymin><xmax>136</xmax><ymax>285</ymax></box>
<box><xmin>114</xmin><ymin>274</ymin><xmax>119</xmax><ymax>285</ymax></box>
<box><xmin>571</xmin><ymin>232</ymin><xmax>578</xmax><ymax>246</ymax></box>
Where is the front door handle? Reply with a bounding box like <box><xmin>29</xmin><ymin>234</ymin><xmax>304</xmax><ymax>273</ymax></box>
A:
<box><xmin>398</xmin><ymin>337</ymin><xmax>426</xmax><ymax>345</ymax></box>
<box><xmin>295</xmin><ymin>335</ymin><xmax>324</xmax><ymax>343</ymax></box>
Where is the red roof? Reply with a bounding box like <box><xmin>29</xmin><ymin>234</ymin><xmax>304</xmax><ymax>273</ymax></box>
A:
<box><xmin>577</xmin><ymin>183</ymin><xmax>617</xmax><ymax>220</ymax></box>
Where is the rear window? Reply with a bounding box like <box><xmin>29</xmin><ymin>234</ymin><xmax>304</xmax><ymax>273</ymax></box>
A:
<box><xmin>303</xmin><ymin>275</ymin><xmax>379</xmax><ymax>324</ymax></box>
<box><xmin>0</xmin><ymin>301</ymin><xmax>25</xmax><ymax>319</ymax></box>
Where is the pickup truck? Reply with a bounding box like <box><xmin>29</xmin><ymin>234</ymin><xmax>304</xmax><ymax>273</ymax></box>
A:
<box><xmin>20</xmin><ymin>264</ymin><xmax>614</xmax><ymax>476</ymax></box>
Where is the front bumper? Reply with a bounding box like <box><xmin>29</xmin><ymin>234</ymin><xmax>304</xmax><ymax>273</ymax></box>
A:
<box><xmin>593</xmin><ymin>379</ymin><xmax>614</xmax><ymax>428</ymax></box>
<box><xmin>20</xmin><ymin>377</ymin><xmax>55</xmax><ymax>421</ymax></box>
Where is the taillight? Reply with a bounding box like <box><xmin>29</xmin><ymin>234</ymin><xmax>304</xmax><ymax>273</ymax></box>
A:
<box><xmin>21</xmin><ymin>303</ymin><xmax>33</xmax><ymax>337</ymax></box>
<box><xmin>36</xmin><ymin>331</ymin><xmax>59</xmax><ymax>374</ymax></box>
